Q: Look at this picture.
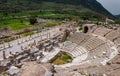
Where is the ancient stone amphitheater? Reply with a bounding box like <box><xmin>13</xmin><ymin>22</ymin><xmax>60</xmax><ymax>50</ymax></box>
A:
<box><xmin>54</xmin><ymin>24</ymin><xmax>120</xmax><ymax>76</ymax></box>
<box><xmin>10</xmin><ymin>24</ymin><xmax>120</xmax><ymax>76</ymax></box>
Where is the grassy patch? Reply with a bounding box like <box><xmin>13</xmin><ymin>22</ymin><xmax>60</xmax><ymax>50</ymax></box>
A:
<box><xmin>21</xmin><ymin>31</ymin><xmax>35</xmax><ymax>37</ymax></box>
<box><xmin>44</xmin><ymin>21</ymin><xmax>63</xmax><ymax>27</ymax></box>
<box><xmin>89</xmin><ymin>18</ymin><xmax>104</xmax><ymax>22</ymax></box>
<box><xmin>79</xmin><ymin>26</ymin><xmax>83</xmax><ymax>31</ymax></box>
<box><xmin>0</xmin><ymin>1</ymin><xmax>105</xmax><ymax>31</ymax></box>
<box><xmin>0</xmin><ymin>11</ymin><xmax>73</xmax><ymax>31</ymax></box>
<box><xmin>0</xmin><ymin>18</ymin><xmax>33</xmax><ymax>31</ymax></box>
<box><xmin>52</xmin><ymin>53</ymin><xmax>72</xmax><ymax>65</ymax></box>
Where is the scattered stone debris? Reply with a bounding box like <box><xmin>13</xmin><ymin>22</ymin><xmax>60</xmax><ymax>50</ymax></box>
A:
<box><xmin>7</xmin><ymin>66</ymin><xmax>20</xmax><ymax>75</ymax></box>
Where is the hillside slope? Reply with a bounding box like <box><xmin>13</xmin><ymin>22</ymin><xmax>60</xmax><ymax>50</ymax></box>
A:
<box><xmin>115</xmin><ymin>15</ymin><xmax>120</xmax><ymax>19</ymax></box>
<box><xmin>0</xmin><ymin>0</ymin><xmax>115</xmax><ymax>19</ymax></box>
<box><xmin>44</xmin><ymin>0</ymin><xmax>115</xmax><ymax>19</ymax></box>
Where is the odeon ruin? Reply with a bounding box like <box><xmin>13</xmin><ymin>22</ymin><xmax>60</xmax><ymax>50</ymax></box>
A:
<box><xmin>61</xmin><ymin>24</ymin><xmax>119</xmax><ymax>66</ymax></box>
<box><xmin>0</xmin><ymin>23</ymin><xmax>120</xmax><ymax>76</ymax></box>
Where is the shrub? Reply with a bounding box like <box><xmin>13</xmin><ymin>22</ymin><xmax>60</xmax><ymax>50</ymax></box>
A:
<box><xmin>29</xmin><ymin>16</ymin><xmax>38</xmax><ymax>25</ymax></box>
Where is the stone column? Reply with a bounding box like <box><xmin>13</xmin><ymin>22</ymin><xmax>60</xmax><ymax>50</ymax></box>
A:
<box><xmin>38</xmin><ymin>33</ymin><xmax>40</xmax><ymax>37</ymax></box>
<box><xmin>34</xmin><ymin>40</ymin><xmax>36</xmax><ymax>46</ymax></box>
<box><xmin>49</xmin><ymin>32</ymin><xmax>50</xmax><ymax>39</ymax></box>
<box><xmin>8</xmin><ymin>43</ymin><xmax>11</xmax><ymax>48</ymax></box>
<box><xmin>46</xmin><ymin>33</ymin><xmax>49</xmax><ymax>40</ymax></box>
<box><xmin>30</xmin><ymin>35</ymin><xmax>32</xmax><ymax>40</ymax></box>
<box><xmin>25</xmin><ymin>37</ymin><xmax>28</xmax><ymax>42</ymax></box>
<box><xmin>41</xmin><ymin>35</ymin><xmax>42</xmax><ymax>40</ymax></box>
<box><xmin>22</xmin><ymin>39</ymin><xmax>25</xmax><ymax>43</ymax></box>
<box><xmin>3</xmin><ymin>51</ymin><xmax>6</xmax><ymax>59</ymax></box>
<box><xmin>17</xmin><ymin>40</ymin><xmax>20</xmax><ymax>45</ymax></box>
<box><xmin>3</xmin><ymin>44</ymin><xmax>6</xmax><ymax>49</ymax></box>
<box><xmin>21</xmin><ymin>46</ymin><xmax>24</xmax><ymax>50</ymax></box>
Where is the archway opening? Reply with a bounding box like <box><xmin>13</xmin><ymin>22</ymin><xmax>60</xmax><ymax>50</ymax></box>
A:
<box><xmin>83</xmin><ymin>26</ymin><xmax>88</xmax><ymax>33</ymax></box>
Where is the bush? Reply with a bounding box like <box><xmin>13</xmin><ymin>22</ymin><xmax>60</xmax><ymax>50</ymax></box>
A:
<box><xmin>29</xmin><ymin>16</ymin><xmax>38</xmax><ymax>25</ymax></box>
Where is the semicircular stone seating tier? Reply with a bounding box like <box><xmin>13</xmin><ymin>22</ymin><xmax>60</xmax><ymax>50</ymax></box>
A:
<box><xmin>105</xmin><ymin>30</ymin><xmax>120</xmax><ymax>41</ymax></box>
<box><xmin>92</xmin><ymin>27</ymin><xmax>120</xmax><ymax>53</ymax></box>
<box><xmin>62</xmin><ymin>32</ymin><xmax>118</xmax><ymax>65</ymax></box>
<box><xmin>69</xmin><ymin>32</ymin><xmax>93</xmax><ymax>45</ymax></box>
<box><xmin>92</xmin><ymin>27</ymin><xmax>112</xmax><ymax>37</ymax></box>
<box><xmin>62</xmin><ymin>42</ymin><xmax>87</xmax><ymax>58</ymax></box>
<box><xmin>92</xmin><ymin>27</ymin><xmax>120</xmax><ymax>42</ymax></box>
